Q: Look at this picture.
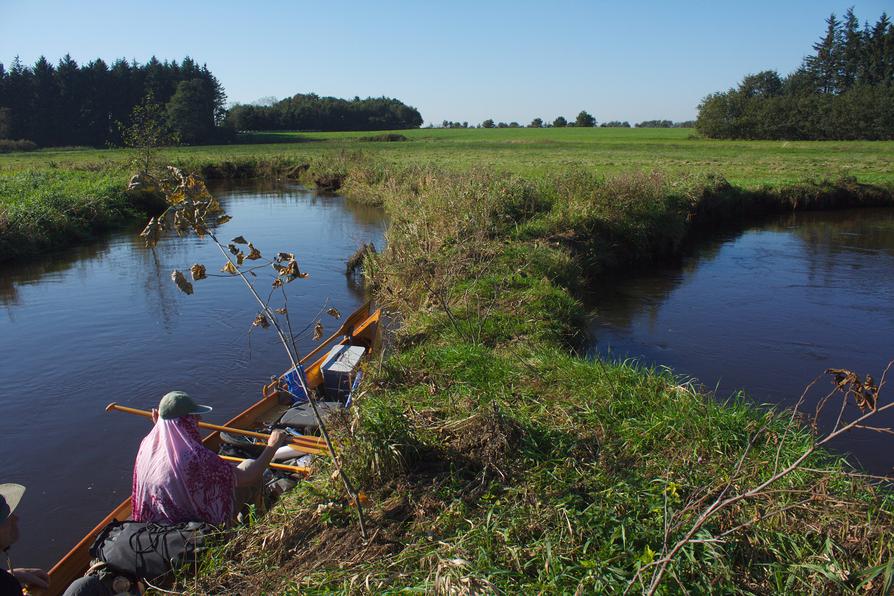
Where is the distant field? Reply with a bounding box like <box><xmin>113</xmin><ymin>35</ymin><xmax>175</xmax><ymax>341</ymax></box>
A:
<box><xmin>1</xmin><ymin>127</ymin><xmax>893</xmax><ymax>187</ymax></box>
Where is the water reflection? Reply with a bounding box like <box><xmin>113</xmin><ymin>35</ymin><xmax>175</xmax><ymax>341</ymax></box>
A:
<box><xmin>0</xmin><ymin>238</ymin><xmax>118</xmax><ymax>307</ymax></box>
<box><xmin>588</xmin><ymin>208</ymin><xmax>894</xmax><ymax>473</ymax></box>
<box><xmin>0</xmin><ymin>182</ymin><xmax>386</xmax><ymax>568</ymax></box>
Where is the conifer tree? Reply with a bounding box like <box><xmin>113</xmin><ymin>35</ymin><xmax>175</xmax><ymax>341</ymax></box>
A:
<box><xmin>55</xmin><ymin>54</ymin><xmax>82</xmax><ymax>145</ymax></box>
<box><xmin>30</xmin><ymin>56</ymin><xmax>59</xmax><ymax>146</ymax></box>
<box><xmin>839</xmin><ymin>7</ymin><xmax>862</xmax><ymax>89</ymax></box>
<box><xmin>806</xmin><ymin>13</ymin><xmax>843</xmax><ymax>93</ymax></box>
<box><xmin>865</xmin><ymin>14</ymin><xmax>891</xmax><ymax>84</ymax></box>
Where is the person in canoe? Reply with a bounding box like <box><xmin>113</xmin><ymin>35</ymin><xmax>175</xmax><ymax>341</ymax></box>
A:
<box><xmin>131</xmin><ymin>391</ymin><xmax>286</xmax><ymax>525</ymax></box>
<box><xmin>1</xmin><ymin>484</ymin><xmax>49</xmax><ymax>595</ymax></box>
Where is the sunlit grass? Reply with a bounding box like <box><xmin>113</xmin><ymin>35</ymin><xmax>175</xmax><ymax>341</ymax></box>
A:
<box><xmin>1</xmin><ymin>127</ymin><xmax>892</xmax><ymax>187</ymax></box>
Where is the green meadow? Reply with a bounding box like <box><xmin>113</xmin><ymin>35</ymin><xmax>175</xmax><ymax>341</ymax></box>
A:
<box><xmin>2</xmin><ymin>127</ymin><xmax>893</xmax><ymax>187</ymax></box>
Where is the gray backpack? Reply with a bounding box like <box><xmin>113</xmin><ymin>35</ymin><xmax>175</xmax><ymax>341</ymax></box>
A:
<box><xmin>90</xmin><ymin>520</ymin><xmax>218</xmax><ymax>580</ymax></box>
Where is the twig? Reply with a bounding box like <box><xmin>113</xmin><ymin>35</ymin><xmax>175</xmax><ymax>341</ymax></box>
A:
<box><xmin>628</xmin><ymin>360</ymin><xmax>894</xmax><ymax>595</ymax></box>
<box><xmin>206</xmin><ymin>230</ymin><xmax>369</xmax><ymax>540</ymax></box>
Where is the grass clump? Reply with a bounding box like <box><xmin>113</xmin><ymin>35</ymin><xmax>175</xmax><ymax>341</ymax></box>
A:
<box><xmin>0</xmin><ymin>169</ymin><xmax>144</xmax><ymax>262</ymax></box>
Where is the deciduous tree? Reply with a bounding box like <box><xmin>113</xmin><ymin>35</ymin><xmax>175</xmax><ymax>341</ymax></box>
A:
<box><xmin>575</xmin><ymin>110</ymin><xmax>596</xmax><ymax>127</ymax></box>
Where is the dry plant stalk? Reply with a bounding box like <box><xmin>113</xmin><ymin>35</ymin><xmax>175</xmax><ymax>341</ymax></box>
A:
<box><xmin>140</xmin><ymin>167</ymin><xmax>369</xmax><ymax>538</ymax></box>
<box><xmin>627</xmin><ymin>360</ymin><xmax>894</xmax><ymax>595</ymax></box>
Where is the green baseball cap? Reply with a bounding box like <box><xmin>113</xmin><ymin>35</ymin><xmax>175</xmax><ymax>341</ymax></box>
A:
<box><xmin>0</xmin><ymin>483</ymin><xmax>25</xmax><ymax>524</ymax></box>
<box><xmin>158</xmin><ymin>391</ymin><xmax>213</xmax><ymax>420</ymax></box>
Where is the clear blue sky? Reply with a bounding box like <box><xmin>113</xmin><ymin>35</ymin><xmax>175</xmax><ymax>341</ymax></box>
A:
<box><xmin>1</xmin><ymin>1</ymin><xmax>891</xmax><ymax>125</ymax></box>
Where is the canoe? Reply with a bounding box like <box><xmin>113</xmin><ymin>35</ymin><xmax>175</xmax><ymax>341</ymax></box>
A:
<box><xmin>46</xmin><ymin>302</ymin><xmax>382</xmax><ymax>595</ymax></box>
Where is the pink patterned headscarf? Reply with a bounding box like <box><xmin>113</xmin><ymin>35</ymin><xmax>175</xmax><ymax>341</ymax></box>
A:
<box><xmin>131</xmin><ymin>415</ymin><xmax>236</xmax><ymax>525</ymax></box>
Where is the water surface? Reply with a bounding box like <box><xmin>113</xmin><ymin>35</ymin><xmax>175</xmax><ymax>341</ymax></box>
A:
<box><xmin>0</xmin><ymin>182</ymin><xmax>386</xmax><ymax>568</ymax></box>
<box><xmin>588</xmin><ymin>208</ymin><xmax>894</xmax><ymax>474</ymax></box>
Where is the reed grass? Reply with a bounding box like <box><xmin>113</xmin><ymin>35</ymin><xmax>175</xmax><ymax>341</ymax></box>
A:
<box><xmin>0</xmin><ymin>169</ymin><xmax>138</xmax><ymax>261</ymax></box>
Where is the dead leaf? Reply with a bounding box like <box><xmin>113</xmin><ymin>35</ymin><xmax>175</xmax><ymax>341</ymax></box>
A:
<box><xmin>280</xmin><ymin>260</ymin><xmax>310</xmax><ymax>282</ymax></box>
<box><xmin>252</xmin><ymin>313</ymin><xmax>270</xmax><ymax>329</ymax></box>
<box><xmin>221</xmin><ymin>261</ymin><xmax>238</xmax><ymax>275</ymax></box>
<box><xmin>216</xmin><ymin>214</ymin><xmax>232</xmax><ymax>225</ymax></box>
<box><xmin>190</xmin><ymin>264</ymin><xmax>207</xmax><ymax>281</ymax></box>
<box><xmin>140</xmin><ymin>217</ymin><xmax>163</xmax><ymax>248</ymax></box>
<box><xmin>275</xmin><ymin>307</ymin><xmax>287</xmax><ymax>315</ymax></box>
<box><xmin>228</xmin><ymin>244</ymin><xmax>239</xmax><ymax>255</ymax></box>
<box><xmin>171</xmin><ymin>270</ymin><xmax>193</xmax><ymax>295</ymax></box>
<box><xmin>327</xmin><ymin>307</ymin><xmax>341</xmax><ymax>319</ymax></box>
<box><xmin>231</xmin><ymin>235</ymin><xmax>248</xmax><ymax>245</ymax></box>
<box><xmin>236</xmin><ymin>252</ymin><xmax>245</xmax><ymax>265</ymax></box>
<box><xmin>313</xmin><ymin>322</ymin><xmax>324</xmax><ymax>340</ymax></box>
<box><xmin>272</xmin><ymin>278</ymin><xmax>283</xmax><ymax>288</ymax></box>
<box><xmin>246</xmin><ymin>243</ymin><xmax>262</xmax><ymax>260</ymax></box>
<box><xmin>276</xmin><ymin>252</ymin><xmax>295</xmax><ymax>262</ymax></box>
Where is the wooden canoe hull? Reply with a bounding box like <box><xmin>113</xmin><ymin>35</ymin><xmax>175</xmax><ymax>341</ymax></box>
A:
<box><xmin>46</xmin><ymin>303</ymin><xmax>381</xmax><ymax>595</ymax></box>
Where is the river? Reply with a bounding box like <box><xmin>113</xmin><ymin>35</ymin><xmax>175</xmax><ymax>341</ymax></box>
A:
<box><xmin>588</xmin><ymin>208</ymin><xmax>894</xmax><ymax>474</ymax></box>
<box><xmin>0</xmin><ymin>181</ymin><xmax>387</xmax><ymax>569</ymax></box>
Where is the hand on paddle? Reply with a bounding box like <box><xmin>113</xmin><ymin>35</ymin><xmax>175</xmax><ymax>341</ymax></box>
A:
<box><xmin>267</xmin><ymin>429</ymin><xmax>286</xmax><ymax>448</ymax></box>
<box><xmin>151</xmin><ymin>408</ymin><xmax>159</xmax><ymax>424</ymax></box>
<box><xmin>12</xmin><ymin>567</ymin><xmax>49</xmax><ymax>590</ymax></box>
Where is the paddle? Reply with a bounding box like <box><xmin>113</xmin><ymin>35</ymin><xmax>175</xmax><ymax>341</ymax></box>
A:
<box><xmin>106</xmin><ymin>402</ymin><xmax>328</xmax><ymax>455</ymax></box>
<box><xmin>298</xmin><ymin>300</ymin><xmax>372</xmax><ymax>365</ymax></box>
<box><xmin>219</xmin><ymin>455</ymin><xmax>309</xmax><ymax>474</ymax></box>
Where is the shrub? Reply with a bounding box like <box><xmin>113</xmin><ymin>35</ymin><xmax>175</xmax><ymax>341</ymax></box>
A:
<box><xmin>0</xmin><ymin>139</ymin><xmax>38</xmax><ymax>153</ymax></box>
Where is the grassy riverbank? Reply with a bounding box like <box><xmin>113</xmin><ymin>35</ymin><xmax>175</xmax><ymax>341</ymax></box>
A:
<box><xmin>175</xmin><ymin>163</ymin><xmax>894</xmax><ymax>594</ymax></box>
<box><xmin>0</xmin><ymin>169</ymin><xmax>139</xmax><ymax>261</ymax></box>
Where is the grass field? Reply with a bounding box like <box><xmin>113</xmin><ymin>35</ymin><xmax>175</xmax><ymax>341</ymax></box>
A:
<box><xmin>2</xmin><ymin>127</ymin><xmax>893</xmax><ymax>187</ymax></box>
<box><xmin>4</xmin><ymin>128</ymin><xmax>894</xmax><ymax>592</ymax></box>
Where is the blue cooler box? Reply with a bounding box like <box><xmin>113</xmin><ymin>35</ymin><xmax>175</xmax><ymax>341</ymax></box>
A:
<box><xmin>320</xmin><ymin>344</ymin><xmax>366</xmax><ymax>402</ymax></box>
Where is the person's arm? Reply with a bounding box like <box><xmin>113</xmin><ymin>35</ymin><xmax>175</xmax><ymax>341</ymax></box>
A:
<box><xmin>12</xmin><ymin>568</ymin><xmax>49</xmax><ymax>591</ymax></box>
<box><xmin>233</xmin><ymin>429</ymin><xmax>286</xmax><ymax>487</ymax></box>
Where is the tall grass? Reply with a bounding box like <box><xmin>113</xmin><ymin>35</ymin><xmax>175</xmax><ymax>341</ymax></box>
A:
<box><xmin>0</xmin><ymin>169</ymin><xmax>140</xmax><ymax>261</ymax></box>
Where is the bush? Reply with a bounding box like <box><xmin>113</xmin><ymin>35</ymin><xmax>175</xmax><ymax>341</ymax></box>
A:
<box><xmin>0</xmin><ymin>139</ymin><xmax>38</xmax><ymax>153</ymax></box>
<box><xmin>358</xmin><ymin>133</ymin><xmax>409</xmax><ymax>142</ymax></box>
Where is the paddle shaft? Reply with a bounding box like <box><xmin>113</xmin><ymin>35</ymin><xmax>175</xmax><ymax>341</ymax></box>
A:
<box><xmin>105</xmin><ymin>402</ymin><xmax>327</xmax><ymax>454</ymax></box>
<box><xmin>219</xmin><ymin>455</ymin><xmax>309</xmax><ymax>474</ymax></box>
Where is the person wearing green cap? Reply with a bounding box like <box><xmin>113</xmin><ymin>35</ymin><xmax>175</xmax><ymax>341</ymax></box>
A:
<box><xmin>131</xmin><ymin>391</ymin><xmax>286</xmax><ymax>525</ymax></box>
<box><xmin>1</xmin><ymin>483</ymin><xmax>49</xmax><ymax>595</ymax></box>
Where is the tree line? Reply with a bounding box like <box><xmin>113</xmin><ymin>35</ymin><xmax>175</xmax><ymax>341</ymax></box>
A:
<box><xmin>697</xmin><ymin>9</ymin><xmax>894</xmax><ymax>140</ymax></box>
<box><xmin>472</xmin><ymin>114</ymin><xmax>690</xmax><ymax>129</ymax></box>
<box><xmin>0</xmin><ymin>55</ymin><xmax>227</xmax><ymax>146</ymax></box>
<box><xmin>225</xmin><ymin>94</ymin><xmax>423</xmax><ymax>132</ymax></box>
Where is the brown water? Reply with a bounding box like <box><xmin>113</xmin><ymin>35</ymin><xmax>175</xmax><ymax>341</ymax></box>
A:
<box><xmin>0</xmin><ymin>181</ymin><xmax>386</xmax><ymax>569</ymax></box>
<box><xmin>588</xmin><ymin>208</ymin><xmax>894</xmax><ymax>474</ymax></box>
